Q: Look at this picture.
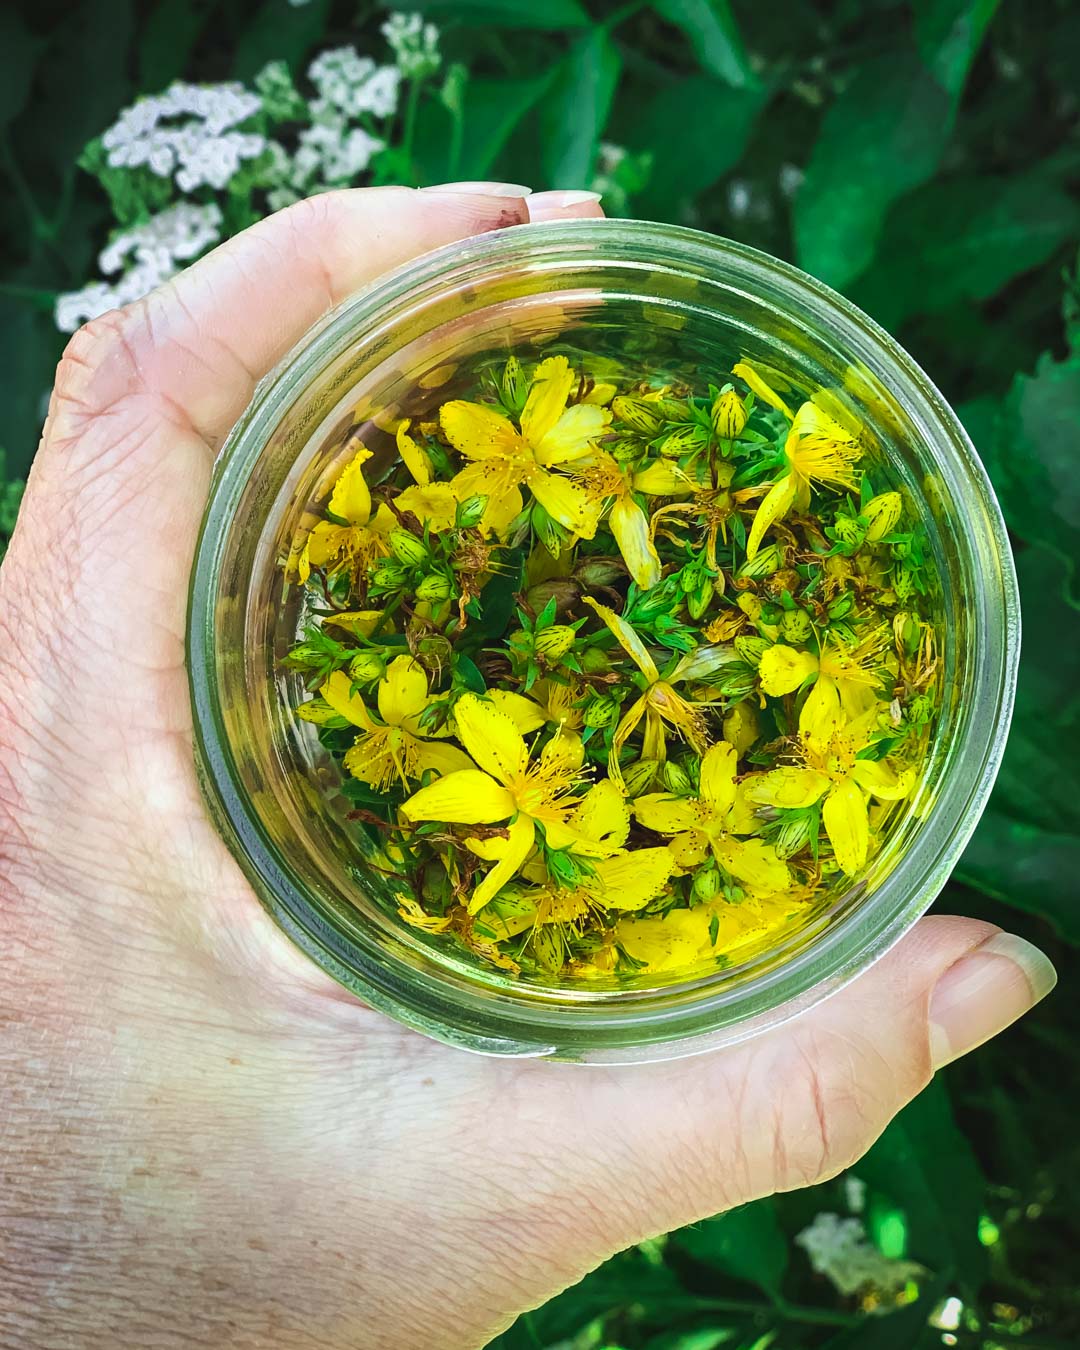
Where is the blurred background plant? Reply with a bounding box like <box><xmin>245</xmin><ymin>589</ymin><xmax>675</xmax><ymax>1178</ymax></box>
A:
<box><xmin>2</xmin><ymin>0</ymin><xmax>1078</xmax><ymax>1345</ymax></box>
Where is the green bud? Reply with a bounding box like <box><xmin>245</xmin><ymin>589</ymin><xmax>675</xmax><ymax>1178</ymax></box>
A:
<box><xmin>583</xmin><ymin>695</ymin><xmax>618</xmax><ymax>729</ymax></box>
<box><xmin>780</xmin><ymin>608</ymin><xmax>813</xmax><ymax>643</ymax></box>
<box><xmin>546</xmin><ymin>848</ymin><xmax>586</xmax><ymax>890</ymax></box>
<box><xmin>907</xmin><ymin>692</ymin><xmax>935</xmax><ymax>727</ymax></box>
<box><xmin>454</xmin><ymin>494</ymin><xmax>488</xmax><ymax>529</ymax></box>
<box><xmin>772</xmin><ymin>812</ymin><xmax>813</xmax><ymax>860</ymax></box>
<box><xmin>738</xmin><ymin>543</ymin><xmax>784</xmax><ymax>579</ymax></box>
<box><xmin>827</xmin><ymin>591</ymin><xmax>855</xmax><ymax>621</ymax></box>
<box><xmin>416</xmin><ymin>572</ymin><xmax>452</xmax><ymax>602</ymax></box>
<box><xmin>622</xmin><ymin>758</ymin><xmax>659</xmax><ymax>797</ymax></box>
<box><xmin>530</xmin><ymin>926</ymin><xmax>563</xmax><ymax>973</ymax></box>
<box><xmin>388</xmin><ymin>527</ymin><xmax>429</xmax><ymax>567</ymax></box>
<box><xmin>832</xmin><ymin>514</ymin><xmax>867</xmax><ymax>547</ymax></box>
<box><xmin>500</xmin><ymin>355</ymin><xmax>527</xmax><ymax>415</ymax></box>
<box><xmin>679</xmin><ymin>561</ymin><xmax>705</xmax><ymax>594</ymax></box>
<box><xmin>893</xmin><ymin>611</ymin><xmax>920</xmax><ymax>656</ymax></box>
<box><xmin>893</xmin><ymin>566</ymin><xmax>916</xmax><ymax>601</ymax></box>
<box><xmin>658</xmin><ymin>424</ymin><xmax>710</xmax><ymax>458</ymax></box>
<box><xmin>650</xmin><ymin>396</ymin><xmax>692</xmax><ymax>422</ymax></box>
<box><xmin>612</xmin><ymin>395</ymin><xmax>664</xmax><ymax>435</ymax></box>
<box><xmin>534</xmin><ymin>625</ymin><xmax>576</xmax><ymax>661</ymax></box>
<box><xmin>734</xmin><ymin>635</ymin><xmax>771</xmax><ymax>667</ymax></box>
<box><xmin>580</xmin><ymin>646</ymin><xmax>612</xmax><ymax>675</ymax></box>
<box><xmin>349</xmin><ymin>651</ymin><xmax>386</xmax><ymax>682</ymax></box>
<box><xmin>660</xmin><ymin>760</ymin><xmax>693</xmax><ymax>794</ymax></box>
<box><xmin>712</xmin><ymin>661</ymin><xmax>758</xmax><ymax>700</ymax></box>
<box><xmin>414</xmin><ymin>635</ymin><xmax>453</xmax><ymax>676</ymax></box>
<box><xmin>692</xmin><ymin>865</ymin><xmax>722</xmax><ymax>903</ymax></box>
<box><xmin>863</xmin><ymin>490</ymin><xmax>903</xmax><ymax>542</ymax></box>
<box><xmin>686</xmin><ymin>580</ymin><xmax>714</xmax><ymax>621</ymax></box>
<box><xmin>372</xmin><ymin>559</ymin><xmax>409</xmax><ymax>589</ymax></box>
<box><xmin>711</xmin><ymin>388</ymin><xmax>748</xmax><ymax>440</ymax></box>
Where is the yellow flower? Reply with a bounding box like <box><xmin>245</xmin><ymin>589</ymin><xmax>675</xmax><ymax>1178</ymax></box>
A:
<box><xmin>634</xmin><ymin>742</ymin><xmax>790</xmax><ymax>894</ymax></box>
<box><xmin>319</xmin><ymin>658</ymin><xmax>472</xmax><ymax>791</ymax></box>
<box><xmin>299</xmin><ymin>448</ymin><xmax>390</xmax><ymax>583</ymax></box>
<box><xmin>583</xmin><ymin>597</ymin><xmax>726</xmax><ymax>786</ymax></box>
<box><xmin>568</xmin><ymin>449</ymin><xmax>663</xmax><ymax>590</ymax></box>
<box><xmin>401</xmin><ymin>693</ymin><xmax>610</xmax><ymax>912</ymax></box>
<box><xmin>441</xmin><ymin>355</ymin><xmax>611</xmax><ymax>538</ymax></box>
<box><xmin>731</xmin><ymin>362</ymin><xmax>864</xmax><ymax>561</ymax></box>
<box><xmin>615</xmin><ymin>890</ymin><xmax>804</xmax><ymax>974</ymax></box>
<box><xmin>758</xmin><ymin>627</ymin><xmax>890</xmax><ymax>730</ymax></box>
<box><xmin>367</xmin><ymin>421</ymin><xmax>459</xmax><ymax>534</ymax></box>
<box><xmin>746</xmin><ymin>682</ymin><xmax>914</xmax><ymax>876</ymax></box>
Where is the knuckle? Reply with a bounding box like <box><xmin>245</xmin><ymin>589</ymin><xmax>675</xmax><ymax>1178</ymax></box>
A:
<box><xmin>48</xmin><ymin>303</ymin><xmax>149</xmax><ymax>443</ymax></box>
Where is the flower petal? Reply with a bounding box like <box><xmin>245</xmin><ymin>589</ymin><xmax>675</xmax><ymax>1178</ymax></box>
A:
<box><xmin>328</xmin><ymin>448</ymin><xmax>375</xmax><ymax>525</ymax></box>
<box><xmin>798</xmin><ymin>675</ymin><xmax>843</xmax><ymax>742</ymax></box>
<box><xmin>759</xmin><ymin>644</ymin><xmax>819</xmax><ymax>697</ymax></box>
<box><xmin>582</xmin><ymin>596</ymin><xmax>659</xmax><ymax>681</ymax></box>
<box><xmin>669</xmin><ymin>830</ymin><xmax>709</xmax><ymax>868</ymax></box>
<box><xmin>377</xmin><ymin>655</ymin><xmax>429</xmax><ymax>726</ymax></box>
<box><xmin>850</xmin><ymin>757</ymin><xmax>915</xmax><ymax>801</ymax></box>
<box><xmin>633</xmin><ymin>792</ymin><xmax>701</xmax><ymax>836</ymax></box>
<box><xmin>610</xmin><ymin>494</ymin><xmax>662</xmax><ymax>590</ymax></box>
<box><xmin>527</xmin><ymin>468</ymin><xmax>603</xmax><ymax>540</ymax></box>
<box><xmin>713</xmin><ymin>837</ymin><xmax>790</xmax><ymax>894</ymax></box>
<box><xmin>699</xmin><ymin>742</ymin><xmax>738</xmax><ymax>813</ymax></box>
<box><xmin>519</xmin><ymin>355</ymin><xmax>574</xmax><ymax>447</ymax></box>
<box><xmin>822</xmin><ymin>778</ymin><xmax>869</xmax><ymax>876</ymax></box>
<box><xmin>469</xmin><ymin>814</ymin><xmax>536</xmax><ymax>913</ymax></box>
<box><xmin>402</xmin><ymin>769</ymin><xmax>515</xmax><ymax>825</ymax></box>
<box><xmin>591</xmin><ymin>848</ymin><xmax>675</xmax><ymax>910</ymax></box>
<box><xmin>450</xmin><ymin>462</ymin><xmax>523</xmax><ymax>536</ymax></box>
<box><xmin>540</xmin><ymin>729</ymin><xmax>585</xmax><ymax>774</ymax></box>
<box><xmin>571</xmin><ymin>779</ymin><xmax>630</xmax><ymax>852</ymax></box>
<box><xmin>393</xmin><ymin>483</ymin><xmax>459</xmax><ymax>532</ymax></box>
<box><xmin>396</xmin><ymin>420</ymin><xmax>432</xmax><ymax>485</ymax></box>
<box><xmin>453</xmin><ymin>693</ymin><xmax>527</xmax><ymax>787</ymax></box>
<box><xmin>747</xmin><ymin>766</ymin><xmax>831</xmax><ymax>809</ymax></box>
<box><xmin>321</xmin><ymin>670</ymin><xmax>378</xmax><ymax>730</ymax></box>
<box><xmin>330</xmin><ymin>610</ymin><xmax>393</xmax><ymax>638</ymax></box>
<box><xmin>732</xmin><ymin>360</ymin><xmax>795</xmax><ymax>419</ymax></box>
<box><xmin>632</xmin><ymin>460</ymin><xmax>691</xmax><ymax>495</ymax></box>
<box><xmin>535</xmin><ymin>403</ymin><xmax>611</xmax><ymax>466</ymax></box>
<box><xmin>745</xmin><ymin>473</ymin><xmax>798</xmax><ymax>561</ymax></box>
<box><xmin>343</xmin><ymin>730</ymin><xmax>398</xmax><ymax>788</ymax></box>
<box><xmin>440</xmin><ymin>400</ymin><xmax>522</xmax><ymax>460</ymax></box>
<box><xmin>616</xmin><ymin>908</ymin><xmax>714</xmax><ymax>973</ymax></box>
<box><xmin>412</xmin><ymin>737</ymin><xmax>474</xmax><ymax>778</ymax></box>
<box><xmin>486</xmin><ymin>689</ymin><xmax>547</xmax><ymax>734</ymax></box>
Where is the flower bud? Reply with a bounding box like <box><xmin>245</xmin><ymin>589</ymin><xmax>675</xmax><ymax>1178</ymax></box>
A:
<box><xmin>583</xmin><ymin>695</ymin><xmax>618</xmax><ymax>729</ymax></box>
<box><xmin>413</xmin><ymin>634</ymin><xmax>453</xmax><ymax>675</ymax></box>
<box><xmin>534</xmin><ymin>625</ymin><xmax>576</xmax><ymax>661</ymax></box>
<box><xmin>827</xmin><ymin>591</ymin><xmax>855</xmax><ymax>621</ymax></box>
<box><xmin>349</xmin><ymin>651</ymin><xmax>386</xmax><ymax>682</ymax></box>
<box><xmin>772</xmin><ymin>812</ymin><xmax>812</xmax><ymax>859</ymax></box>
<box><xmin>723</xmin><ymin>700</ymin><xmax>760</xmax><ymax>755</ymax></box>
<box><xmin>780</xmin><ymin>608</ymin><xmax>813</xmax><ymax>643</ymax></box>
<box><xmin>455</xmin><ymin>494</ymin><xmax>488</xmax><ymax>529</ymax></box>
<box><xmin>687</xmin><ymin>580</ymin><xmax>715</xmax><ymax>621</ymax></box>
<box><xmin>388</xmin><ymin>527</ymin><xmax>429</xmax><ymax>566</ymax></box>
<box><xmin>612</xmin><ymin>395</ymin><xmax>664</xmax><ymax>436</ymax></box>
<box><xmin>372</xmin><ymin>559</ymin><xmax>409</xmax><ymax>589</ymax></box>
<box><xmin>893</xmin><ymin>610</ymin><xmax>920</xmax><ymax>657</ymax></box>
<box><xmin>734</xmin><ymin>635</ymin><xmax>771</xmax><ymax>667</ymax></box>
<box><xmin>416</xmin><ymin>572</ymin><xmax>452</xmax><ymax>602</ymax></box>
<box><xmin>893</xmin><ymin>566</ymin><xmax>915</xmax><ymax>601</ymax></box>
<box><xmin>622</xmin><ymin>758</ymin><xmax>659</xmax><ymax>797</ymax></box>
<box><xmin>863</xmin><ymin>490</ymin><xmax>903</xmax><ymax>542</ymax></box>
<box><xmin>660</xmin><ymin>760</ymin><xmax>693</xmax><ymax>794</ymax></box>
<box><xmin>712</xmin><ymin>662</ymin><xmax>758</xmax><ymax>700</ymax></box>
<box><xmin>500</xmin><ymin>355</ymin><xmax>527</xmax><ymax>415</ymax></box>
<box><xmin>711</xmin><ymin>388</ymin><xmax>748</xmax><ymax>440</ymax></box>
<box><xmin>658</xmin><ymin>424</ymin><xmax>710</xmax><ymax>458</ymax></box>
<box><xmin>831</xmin><ymin>513</ymin><xmax>867</xmax><ymax>547</ymax></box>
<box><xmin>650</xmin><ymin>396</ymin><xmax>692</xmax><ymax>422</ymax></box>
<box><xmin>738</xmin><ymin>543</ymin><xmax>784</xmax><ymax>579</ymax></box>
<box><xmin>692</xmin><ymin>866</ymin><xmax>722</xmax><ymax>903</ymax></box>
<box><xmin>580</xmin><ymin>646</ymin><xmax>612</xmax><ymax>674</ymax></box>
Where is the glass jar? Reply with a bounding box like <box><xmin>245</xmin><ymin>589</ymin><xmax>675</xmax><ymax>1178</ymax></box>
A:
<box><xmin>187</xmin><ymin>219</ymin><xmax>1019</xmax><ymax>1063</ymax></box>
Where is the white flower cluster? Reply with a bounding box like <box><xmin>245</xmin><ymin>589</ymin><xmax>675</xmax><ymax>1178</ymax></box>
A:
<box><xmin>102</xmin><ymin>82</ymin><xmax>266</xmax><ymax>192</ymax></box>
<box><xmin>55</xmin><ymin>202</ymin><xmax>223</xmax><ymax>333</ymax></box>
<box><xmin>795</xmin><ymin>1213</ymin><xmax>925</xmax><ymax>1298</ymax></box>
<box><xmin>308</xmin><ymin>46</ymin><xmax>401</xmax><ymax>119</ymax></box>
<box><xmin>382</xmin><ymin>12</ymin><xmax>441</xmax><ymax>79</ymax></box>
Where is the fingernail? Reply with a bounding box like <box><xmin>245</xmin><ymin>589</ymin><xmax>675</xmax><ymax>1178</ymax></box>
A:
<box><xmin>420</xmin><ymin>181</ymin><xmax>532</xmax><ymax>197</ymax></box>
<box><xmin>929</xmin><ymin>933</ymin><xmax>1057</xmax><ymax>1069</ymax></box>
<box><xmin>529</xmin><ymin>190</ymin><xmax>603</xmax><ymax>208</ymax></box>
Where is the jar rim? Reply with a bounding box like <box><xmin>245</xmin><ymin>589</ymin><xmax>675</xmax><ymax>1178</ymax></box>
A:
<box><xmin>188</xmin><ymin>219</ymin><xmax>1020</xmax><ymax>1062</ymax></box>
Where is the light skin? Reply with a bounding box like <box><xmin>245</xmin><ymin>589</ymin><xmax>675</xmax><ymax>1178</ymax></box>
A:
<box><xmin>0</xmin><ymin>183</ymin><xmax>1056</xmax><ymax>1349</ymax></box>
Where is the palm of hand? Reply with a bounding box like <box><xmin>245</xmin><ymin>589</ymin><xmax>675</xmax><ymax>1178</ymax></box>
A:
<box><xmin>1</xmin><ymin>188</ymin><xmax>1018</xmax><ymax>1350</ymax></box>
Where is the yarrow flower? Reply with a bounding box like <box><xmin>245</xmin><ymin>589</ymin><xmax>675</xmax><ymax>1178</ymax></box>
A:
<box><xmin>308</xmin><ymin>47</ymin><xmax>401</xmax><ymax>118</ymax></box>
<box><xmin>796</xmin><ymin>1214</ymin><xmax>924</xmax><ymax>1298</ymax></box>
<box><xmin>381</xmin><ymin>12</ymin><xmax>442</xmax><ymax>79</ymax></box>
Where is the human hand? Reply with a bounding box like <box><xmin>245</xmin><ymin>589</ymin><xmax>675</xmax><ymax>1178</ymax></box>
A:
<box><xmin>1</xmin><ymin>183</ymin><xmax>1055</xmax><ymax>1350</ymax></box>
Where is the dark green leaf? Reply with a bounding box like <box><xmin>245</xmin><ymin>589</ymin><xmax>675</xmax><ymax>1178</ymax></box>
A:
<box><xmin>138</xmin><ymin>0</ymin><xmax>213</xmax><ymax>92</ymax></box>
<box><xmin>913</xmin><ymin>0</ymin><xmax>1001</xmax><ymax>102</ymax></box>
<box><xmin>793</xmin><ymin>52</ymin><xmax>953</xmax><ymax>290</ymax></box>
<box><xmin>458</xmin><ymin>74</ymin><xmax>556</xmax><ymax>180</ymax></box>
<box><xmin>854</xmin><ymin>1079</ymin><xmax>986</xmax><ymax>1291</ymax></box>
<box><xmin>0</xmin><ymin>10</ymin><xmax>41</xmax><ymax>131</ymax></box>
<box><xmin>957</xmin><ymin>809</ymin><xmax>1080</xmax><ymax>942</ymax></box>
<box><xmin>622</xmin><ymin>75</ymin><xmax>769</xmax><ymax>213</ymax></box>
<box><xmin>233</xmin><ymin>0</ymin><xmax>333</xmax><ymax>81</ymax></box>
<box><xmin>542</xmin><ymin>27</ymin><xmax>622</xmax><ymax>187</ymax></box>
<box><xmin>673</xmin><ymin>1198</ymin><xmax>788</xmax><ymax>1295</ymax></box>
<box><xmin>651</xmin><ymin>0</ymin><xmax>755</xmax><ymax>89</ymax></box>
<box><xmin>403</xmin><ymin>0</ymin><xmax>590</xmax><ymax>27</ymax></box>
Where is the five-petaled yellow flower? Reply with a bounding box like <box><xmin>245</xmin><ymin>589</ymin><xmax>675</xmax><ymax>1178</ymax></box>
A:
<box><xmin>318</xmin><ymin>658</ymin><xmax>472</xmax><ymax>791</ymax></box>
<box><xmin>746</xmin><ymin>681</ymin><xmax>914</xmax><ymax>876</ymax></box>
<box><xmin>758</xmin><ymin>627</ymin><xmax>889</xmax><ymax>731</ymax></box>
<box><xmin>298</xmin><ymin>447</ymin><xmax>390</xmax><ymax>583</ymax></box>
<box><xmin>568</xmin><ymin>449</ymin><xmax>668</xmax><ymax>590</ymax></box>
<box><xmin>615</xmin><ymin>889</ymin><xmax>804</xmax><ymax>974</ymax></box>
<box><xmin>401</xmin><ymin>693</ymin><xmax>611</xmax><ymax>913</ymax></box>
<box><xmin>441</xmin><ymin>355</ymin><xmax>611</xmax><ymax>538</ymax></box>
<box><xmin>731</xmin><ymin>361</ymin><xmax>864</xmax><ymax>561</ymax></box>
<box><xmin>634</xmin><ymin>742</ymin><xmax>790</xmax><ymax>894</ymax></box>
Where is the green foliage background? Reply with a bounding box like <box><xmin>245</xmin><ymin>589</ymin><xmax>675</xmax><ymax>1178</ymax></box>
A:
<box><xmin>2</xmin><ymin>0</ymin><xmax>1078</xmax><ymax>1344</ymax></box>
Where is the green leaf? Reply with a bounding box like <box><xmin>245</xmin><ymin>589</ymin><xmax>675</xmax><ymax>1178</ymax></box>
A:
<box><xmin>854</xmin><ymin>1079</ymin><xmax>986</xmax><ymax>1291</ymax></box>
<box><xmin>138</xmin><ymin>0</ymin><xmax>213</xmax><ymax>91</ymax></box>
<box><xmin>458</xmin><ymin>74</ymin><xmax>556</xmax><ymax>180</ymax></box>
<box><xmin>542</xmin><ymin>27</ymin><xmax>622</xmax><ymax>187</ymax></box>
<box><xmin>957</xmin><ymin>809</ymin><xmax>1080</xmax><ymax>943</ymax></box>
<box><xmin>403</xmin><ymin>0</ymin><xmax>590</xmax><ymax>27</ymax></box>
<box><xmin>852</xmin><ymin>174</ymin><xmax>1080</xmax><ymax>331</ymax></box>
<box><xmin>793</xmin><ymin>52</ymin><xmax>953</xmax><ymax>290</ymax></box>
<box><xmin>673</xmin><ymin>1198</ymin><xmax>788</xmax><ymax>1295</ymax></box>
<box><xmin>233</xmin><ymin>0</ymin><xmax>333</xmax><ymax>81</ymax></box>
<box><xmin>913</xmin><ymin>0</ymin><xmax>1002</xmax><ymax>103</ymax></box>
<box><xmin>0</xmin><ymin>10</ymin><xmax>41</xmax><ymax>131</ymax></box>
<box><xmin>651</xmin><ymin>0</ymin><xmax>755</xmax><ymax>89</ymax></box>
<box><xmin>623</xmin><ymin>75</ymin><xmax>769</xmax><ymax>214</ymax></box>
